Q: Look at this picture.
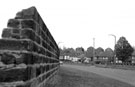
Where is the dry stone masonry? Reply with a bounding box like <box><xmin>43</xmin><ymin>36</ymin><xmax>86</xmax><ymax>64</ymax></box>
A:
<box><xmin>0</xmin><ymin>7</ymin><xmax>60</xmax><ymax>87</ymax></box>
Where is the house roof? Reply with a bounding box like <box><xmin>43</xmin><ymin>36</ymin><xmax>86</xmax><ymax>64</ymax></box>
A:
<box><xmin>98</xmin><ymin>52</ymin><xmax>114</xmax><ymax>57</ymax></box>
<box><xmin>78</xmin><ymin>54</ymin><xmax>85</xmax><ymax>58</ymax></box>
<box><xmin>98</xmin><ymin>52</ymin><xmax>106</xmax><ymax>57</ymax></box>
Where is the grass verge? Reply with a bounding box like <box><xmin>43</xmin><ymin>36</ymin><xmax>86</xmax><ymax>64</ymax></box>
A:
<box><xmin>47</xmin><ymin>66</ymin><xmax>135</xmax><ymax>87</ymax></box>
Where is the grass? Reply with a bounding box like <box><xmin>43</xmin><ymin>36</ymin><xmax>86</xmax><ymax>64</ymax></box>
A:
<box><xmin>47</xmin><ymin>66</ymin><xmax>135</xmax><ymax>87</ymax></box>
<box><xmin>64</xmin><ymin>62</ymin><xmax>135</xmax><ymax>71</ymax></box>
<box><xmin>95</xmin><ymin>64</ymin><xmax>135</xmax><ymax>70</ymax></box>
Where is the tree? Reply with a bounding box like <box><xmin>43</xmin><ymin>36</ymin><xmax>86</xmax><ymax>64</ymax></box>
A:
<box><xmin>68</xmin><ymin>48</ymin><xmax>76</xmax><ymax>57</ymax></box>
<box><xmin>105</xmin><ymin>48</ymin><xmax>114</xmax><ymax>58</ymax></box>
<box><xmin>104</xmin><ymin>48</ymin><xmax>114</xmax><ymax>62</ymax></box>
<box><xmin>115</xmin><ymin>36</ymin><xmax>133</xmax><ymax>62</ymax></box>
<box><xmin>85</xmin><ymin>47</ymin><xmax>95</xmax><ymax>60</ymax></box>
<box><xmin>75</xmin><ymin>47</ymin><xmax>84</xmax><ymax>57</ymax></box>
<box><xmin>95</xmin><ymin>47</ymin><xmax>104</xmax><ymax>57</ymax></box>
<box><xmin>60</xmin><ymin>47</ymin><xmax>76</xmax><ymax>57</ymax></box>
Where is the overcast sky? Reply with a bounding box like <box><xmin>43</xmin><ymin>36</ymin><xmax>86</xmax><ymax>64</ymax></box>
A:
<box><xmin>0</xmin><ymin>0</ymin><xmax>135</xmax><ymax>50</ymax></box>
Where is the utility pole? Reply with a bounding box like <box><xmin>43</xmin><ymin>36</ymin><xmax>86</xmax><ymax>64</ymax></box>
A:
<box><xmin>58</xmin><ymin>42</ymin><xmax>63</xmax><ymax>46</ymax></box>
<box><xmin>109</xmin><ymin>34</ymin><xmax>116</xmax><ymax>64</ymax></box>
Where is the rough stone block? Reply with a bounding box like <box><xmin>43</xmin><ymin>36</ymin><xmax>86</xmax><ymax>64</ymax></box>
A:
<box><xmin>15</xmin><ymin>6</ymin><xmax>39</xmax><ymax>21</ymax></box>
<box><xmin>2</xmin><ymin>28</ymin><xmax>21</xmax><ymax>39</ymax></box>
<box><xmin>25</xmin><ymin>66</ymin><xmax>32</xmax><ymax>80</ymax></box>
<box><xmin>42</xmin><ymin>73</ymin><xmax>46</xmax><ymax>81</ymax></box>
<box><xmin>41</xmin><ymin>30</ymin><xmax>47</xmax><ymax>41</ymax></box>
<box><xmin>46</xmin><ymin>71</ymin><xmax>50</xmax><ymax>78</ymax></box>
<box><xmin>15</xmin><ymin>6</ymin><xmax>48</xmax><ymax>37</ymax></box>
<box><xmin>46</xmin><ymin>51</ymin><xmax>52</xmax><ymax>57</ymax></box>
<box><xmin>42</xmin><ymin>23</ymin><xmax>47</xmax><ymax>33</ymax></box>
<box><xmin>7</xmin><ymin>19</ymin><xmax>21</xmax><ymax>28</ymax></box>
<box><xmin>0</xmin><ymin>39</ymin><xmax>33</xmax><ymax>51</ymax></box>
<box><xmin>21</xmin><ymin>19</ymin><xmax>37</xmax><ymax>31</ymax></box>
<box><xmin>0</xmin><ymin>52</ymin><xmax>37</xmax><ymax>65</ymax></box>
<box><xmin>23</xmin><ymin>53</ymin><xmax>34</xmax><ymax>64</ymax></box>
<box><xmin>33</xmin><ymin>55</ymin><xmax>40</xmax><ymax>64</ymax></box>
<box><xmin>2</xmin><ymin>28</ymin><xmax>36</xmax><ymax>40</ymax></box>
<box><xmin>36</xmin><ymin>26</ymin><xmax>41</xmax><ymax>36</ymax></box>
<box><xmin>42</xmin><ymin>40</ymin><xmax>47</xmax><ymax>49</ymax></box>
<box><xmin>42</xmin><ymin>65</ymin><xmax>45</xmax><ymax>73</ymax></box>
<box><xmin>33</xmin><ymin>42</ymin><xmax>38</xmax><ymax>52</ymax></box>
<box><xmin>30</xmin><ymin>66</ymin><xmax>36</xmax><ymax>78</ymax></box>
<box><xmin>0</xmin><ymin>68</ymin><xmax>26</xmax><ymax>82</ymax></box>
<box><xmin>2</xmin><ymin>28</ymin><xmax>12</xmax><ymax>38</ymax></box>
<box><xmin>23</xmin><ymin>53</ymin><xmax>45</xmax><ymax>64</ymax></box>
<box><xmin>42</xmin><ymin>57</ymin><xmax>48</xmax><ymax>63</ymax></box>
<box><xmin>7</xmin><ymin>19</ymin><xmax>37</xmax><ymax>31</ymax></box>
<box><xmin>21</xmin><ymin>29</ymin><xmax>35</xmax><ymax>41</ymax></box>
<box><xmin>35</xmin><ymin>35</ymin><xmax>40</xmax><ymax>44</ymax></box>
<box><xmin>38</xmin><ymin>46</ymin><xmax>45</xmax><ymax>55</ymax></box>
<box><xmin>46</xmin><ymin>65</ymin><xmax>50</xmax><ymax>71</ymax></box>
<box><xmin>36</xmin><ymin>66</ymin><xmax>41</xmax><ymax>77</ymax></box>
<box><xmin>16</xmin><ymin>83</ymin><xmax>31</xmax><ymax>87</ymax></box>
<box><xmin>12</xmin><ymin>28</ymin><xmax>21</xmax><ymax>34</ymax></box>
<box><xmin>0</xmin><ymin>52</ymin><xmax>16</xmax><ymax>64</ymax></box>
<box><xmin>11</xmin><ymin>34</ymin><xmax>20</xmax><ymax>39</ymax></box>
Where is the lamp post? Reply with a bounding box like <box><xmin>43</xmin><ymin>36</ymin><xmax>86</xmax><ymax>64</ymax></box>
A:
<box><xmin>58</xmin><ymin>42</ymin><xmax>63</xmax><ymax>46</ymax></box>
<box><xmin>93</xmin><ymin>38</ymin><xmax>95</xmax><ymax>63</ymax></box>
<box><xmin>109</xmin><ymin>34</ymin><xmax>116</xmax><ymax>64</ymax></box>
<box><xmin>58</xmin><ymin>42</ymin><xmax>64</xmax><ymax>61</ymax></box>
<box><xmin>58</xmin><ymin>42</ymin><xmax>63</xmax><ymax>49</ymax></box>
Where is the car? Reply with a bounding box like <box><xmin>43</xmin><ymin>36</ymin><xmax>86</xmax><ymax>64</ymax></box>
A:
<box><xmin>60</xmin><ymin>61</ymin><xmax>63</xmax><ymax>65</ymax></box>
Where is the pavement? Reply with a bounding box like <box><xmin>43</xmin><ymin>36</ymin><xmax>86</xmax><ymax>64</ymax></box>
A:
<box><xmin>62</xmin><ymin>64</ymin><xmax>135</xmax><ymax>86</ymax></box>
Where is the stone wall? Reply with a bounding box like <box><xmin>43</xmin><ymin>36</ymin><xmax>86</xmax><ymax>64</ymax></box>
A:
<box><xmin>0</xmin><ymin>7</ymin><xmax>60</xmax><ymax>87</ymax></box>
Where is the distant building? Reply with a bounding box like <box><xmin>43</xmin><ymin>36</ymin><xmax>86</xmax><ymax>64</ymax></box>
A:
<box><xmin>132</xmin><ymin>51</ymin><xmax>135</xmax><ymax>63</ymax></box>
<box><xmin>71</xmin><ymin>57</ymin><xmax>81</xmax><ymax>62</ymax></box>
<box><xmin>64</xmin><ymin>56</ymin><xmax>71</xmax><ymax>60</ymax></box>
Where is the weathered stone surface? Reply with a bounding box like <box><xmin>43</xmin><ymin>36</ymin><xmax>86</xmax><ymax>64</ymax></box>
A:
<box><xmin>1</xmin><ymin>52</ymin><xmax>16</xmax><ymax>64</ymax></box>
<box><xmin>2</xmin><ymin>28</ymin><xmax>12</xmax><ymax>38</ymax></box>
<box><xmin>15</xmin><ymin>6</ymin><xmax>38</xmax><ymax>21</ymax></box>
<box><xmin>7</xmin><ymin>19</ymin><xmax>21</xmax><ymax>28</ymax></box>
<box><xmin>21</xmin><ymin>53</ymin><xmax>34</xmax><ymax>64</ymax></box>
<box><xmin>38</xmin><ymin>46</ymin><xmax>45</xmax><ymax>54</ymax></box>
<box><xmin>0</xmin><ymin>39</ymin><xmax>33</xmax><ymax>51</ymax></box>
<box><xmin>35</xmin><ymin>35</ymin><xmax>41</xmax><ymax>44</ymax></box>
<box><xmin>36</xmin><ymin>67</ymin><xmax>41</xmax><ymax>77</ymax></box>
<box><xmin>0</xmin><ymin>68</ymin><xmax>26</xmax><ymax>82</ymax></box>
<box><xmin>21</xmin><ymin>20</ymin><xmax>37</xmax><ymax>31</ymax></box>
<box><xmin>42</xmin><ymin>40</ymin><xmax>47</xmax><ymax>48</ymax></box>
<box><xmin>8</xmin><ymin>19</ymin><xmax>37</xmax><ymax>31</ymax></box>
<box><xmin>21</xmin><ymin>29</ymin><xmax>35</xmax><ymax>41</ymax></box>
<box><xmin>0</xmin><ymin>52</ymin><xmax>43</xmax><ymax>65</ymax></box>
<box><xmin>0</xmin><ymin>6</ymin><xmax>60</xmax><ymax>87</ymax></box>
<box><xmin>2</xmin><ymin>28</ymin><xmax>20</xmax><ymax>39</ymax></box>
<box><xmin>2</xmin><ymin>28</ymin><xmax>36</xmax><ymax>40</ymax></box>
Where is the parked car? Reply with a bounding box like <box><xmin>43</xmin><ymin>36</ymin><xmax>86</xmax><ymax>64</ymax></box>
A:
<box><xmin>60</xmin><ymin>61</ymin><xmax>63</xmax><ymax>65</ymax></box>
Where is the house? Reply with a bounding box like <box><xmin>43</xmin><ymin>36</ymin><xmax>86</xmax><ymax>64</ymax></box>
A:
<box><xmin>94</xmin><ymin>51</ymin><xmax>114</xmax><ymax>64</ymax></box>
<box><xmin>132</xmin><ymin>51</ymin><xmax>135</xmax><ymax>63</ymax></box>
<box><xmin>64</xmin><ymin>56</ymin><xmax>70</xmax><ymax>60</ymax></box>
<box><xmin>59</xmin><ymin>56</ymin><xmax>64</xmax><ymax>60</ymax></box>
<box><xmin>95</xmin><ymin>52</ymin><xmax>108</xmax><ymax>64</ymax></box>
<box><xmin>71</xmin><ymin>57</ymin><xmax>81</xmax><ymax>62</ymax></box>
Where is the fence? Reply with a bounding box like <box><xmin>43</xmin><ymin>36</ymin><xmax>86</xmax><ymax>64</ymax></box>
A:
<box><xmin>0</xmin><ymin>6</ymin><xmax>60</xmax><ymax>87</ymax></box>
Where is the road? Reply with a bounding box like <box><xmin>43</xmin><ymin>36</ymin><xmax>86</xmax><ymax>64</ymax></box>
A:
<box><xmin>62</xmin><ymin>64</ymin><xmax>135</xmax><ymax>86</ymax></box>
